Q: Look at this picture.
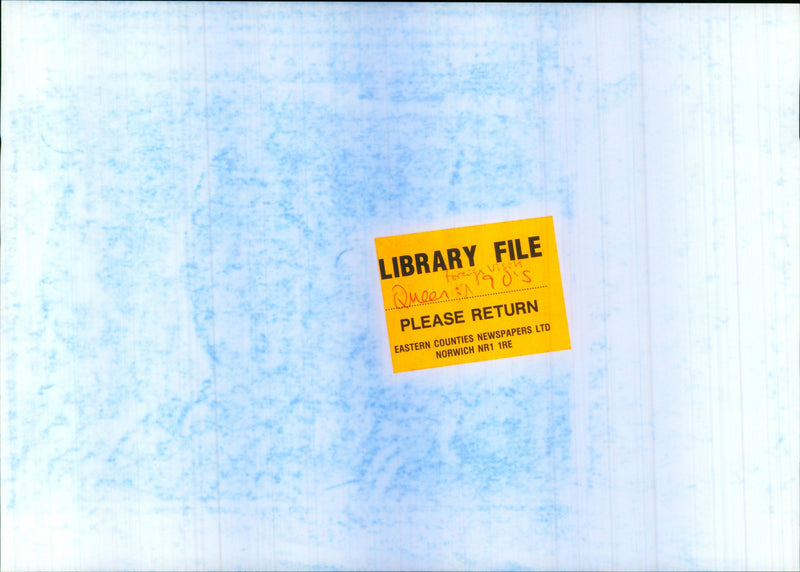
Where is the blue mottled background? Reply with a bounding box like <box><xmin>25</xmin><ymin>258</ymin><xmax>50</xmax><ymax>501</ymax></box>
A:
<box><xmin>2</xmin><ymin>3</ymin><xmax>798</xmax><ymax>570</ymax></box>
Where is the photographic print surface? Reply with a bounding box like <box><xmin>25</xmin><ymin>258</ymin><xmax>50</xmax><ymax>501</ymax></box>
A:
<box><xmin>2</xmin><ymin>3</ymin><xmax>798</xmax><ymax>570</ymax></box>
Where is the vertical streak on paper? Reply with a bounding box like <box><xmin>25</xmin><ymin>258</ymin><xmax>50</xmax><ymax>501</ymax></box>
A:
<box><xmin>200</xmin><ymin>5</ymin><xmax>224</xmax><ymax>569</ymax></box>
<box><xmin>678</xmin><ymin>10</ymin><xmax>698</xmax><ymax>565</ymax></box>
<box><xmin>636</xmin><ymin>5</ymin><xmax>660</xmax><ymax>568</ymax></box>
<box><xmin>537</xmin><ymin>5</ymin><xmax>558</xmax><ymax>565</ymax></box>
<box><xmin>695</xmin><ymin>13</ymin><xmax>716</xmax><ymax>565</ymax></box>
<box><xmin>752</xmin><ymin>10</ymin><xmax>775</xmax><ymax>565</ymax></box>
<box><xmin>592</xmin><ymin>6</ymin><xmax>615</xmax><ymax>568</ymax></box>
<box><xmin>726</xmin><ymin>7</ymin><xmax>749</xmax><ymax>567</ymax></box>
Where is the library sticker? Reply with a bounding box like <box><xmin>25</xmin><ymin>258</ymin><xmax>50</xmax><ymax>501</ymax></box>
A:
<box><xmin>374</xmin><ymin>216</ymin><xmax>570</xmax><ymax>373</ymax></box>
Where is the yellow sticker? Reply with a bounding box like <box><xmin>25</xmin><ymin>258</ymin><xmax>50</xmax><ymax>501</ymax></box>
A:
<box><xmin>375</xmin><ymin>216</ymin><xmax>570</xmax><ymax>373</ymax></box>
